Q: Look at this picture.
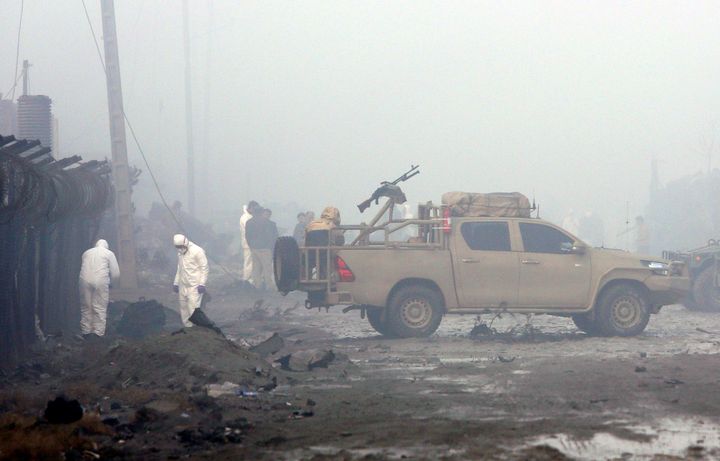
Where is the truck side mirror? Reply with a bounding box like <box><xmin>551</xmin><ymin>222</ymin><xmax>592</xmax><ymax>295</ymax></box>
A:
<box><xmin>572</xmin><ymin>241</ymin><xmax>587</xmax><ymax>254</ymax></box>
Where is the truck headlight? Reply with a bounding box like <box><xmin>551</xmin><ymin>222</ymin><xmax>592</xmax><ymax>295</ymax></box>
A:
<box><xmin>642</xmin><ymin>260</ymin><xmax>669</xmax><ymax>275</ymax></box>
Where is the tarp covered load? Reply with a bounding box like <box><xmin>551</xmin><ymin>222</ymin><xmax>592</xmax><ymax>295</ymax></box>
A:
<box><xmin>442</xmin><ymin>192</ymin><xmax>532</xmax><ymax>218</ymax></box>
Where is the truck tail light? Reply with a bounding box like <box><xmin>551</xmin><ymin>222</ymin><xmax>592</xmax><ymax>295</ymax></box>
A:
<box><xmin>335</xmin><ymin>256</ymin><xmax>355</xmax><ymax>282</ymax></box>
<box><xmin>442</xmin><ymin>207</ymin><xmax>451</xmax><ymax>234</ymax></box>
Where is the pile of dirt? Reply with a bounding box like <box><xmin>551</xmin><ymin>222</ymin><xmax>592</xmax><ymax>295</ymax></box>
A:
<box><xmin>80</xmin><ymin>327</ymin><xmax>275</xmax><ymax>392</ymax></box>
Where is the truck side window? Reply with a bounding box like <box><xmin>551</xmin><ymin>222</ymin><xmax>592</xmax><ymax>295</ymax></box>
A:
<box><xmin>519</xmin><ymin>222</ymin><xmax>574</xmax><ymax>254</ymax></box>
<box><xmin>461</xmin><ymin>222</ymin><xmax>511</xmax><ymax>251</ymax></box>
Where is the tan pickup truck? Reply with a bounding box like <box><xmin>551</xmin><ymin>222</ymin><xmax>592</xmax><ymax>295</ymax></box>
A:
<box><xmin>274</xmin><ymin>203</ymin><xmax>689</xmax><ymax>338</ymax></box>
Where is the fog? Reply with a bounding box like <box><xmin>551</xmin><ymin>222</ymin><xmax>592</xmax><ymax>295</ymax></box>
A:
<box><xmin>3</xmin><ymin>0</ymin><xmax>720</xmax><ymax>246</ymax></box>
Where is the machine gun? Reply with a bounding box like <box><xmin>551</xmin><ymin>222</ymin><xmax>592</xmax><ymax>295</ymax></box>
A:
<box><xmin>357</xmin><ymin>165</ymin><xmax>420</xmax><ymax>213</ymax></box>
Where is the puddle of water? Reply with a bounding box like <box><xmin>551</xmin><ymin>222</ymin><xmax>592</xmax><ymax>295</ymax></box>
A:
<box><xmin>283</xmin><ymin>445</ymin><xmax>466</xmax><ymax>460</ymax></box>
<box><xmin>527</xmin><ymin>417</ymin><xmax>720</xmax><ymax>460</ymax></box>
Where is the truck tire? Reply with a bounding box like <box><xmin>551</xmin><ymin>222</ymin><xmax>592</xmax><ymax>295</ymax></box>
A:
<box><xmin>386</xmin><ymin>285</ymin><xmax>443</xmax><ymax>338</ymax></box>
<box><xmin>273</xmin><ymin>237</ymin><xmax>300</xmax><ymax>294</ymax></box>
<box><xmin>367</xmin><ymin>308</ymin><xmax>395</xmax><ymax>337</ymax></box>
<box><xmin>571</xmin><ymin>313</ymin><xmax>600</xmax><ymax>336</ymax></box>
<box><xmin>691</xmin><ymin>266</ymin><xmax>720</xmax><ymax>312</ymax></box>
<box><xmin>595</xmin><ymin>284</ymin><xmax>650</xmax><ymax>336</ymax></box>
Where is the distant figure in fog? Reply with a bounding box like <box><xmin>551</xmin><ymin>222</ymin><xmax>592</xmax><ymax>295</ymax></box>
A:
<box><xmin>293</xmin><ymin>212</ymin><xmax>307</xmax><ymax>245</ymax></box>
<box><xmin>172</xmin><ymin>234</ymin><xmax>209</xmax><ymax>327</ymax></box>
<box><xmin>561</xmin><ymin>209</ymin><xmax>580</xmax><ymax>236</ymax></box>
<box><xmin>239</xmin><ymin>200</ymin><xmax>260</xmax><ymax>283</ymax></box>
<box><xmin>635</xmin><ymin>216</ymin><xmax>650</xmax><ymax>254</ymax></box>
<box><xmin>579</xmin><ymin>211</ymin><xmax>605</xmax><ymax>247</ymax></box>
<box><xmin>305</xmin><ymin>210</ymin><xmax>316</xmax><ymax>226</ymax></box>
<box><xmin>79</xmin><ymin>239</ymin><xmax>120</xmax><ymax>338</ymax></box>
<box><xmin>245</xmin><ymin>208</ymin><xmax>278</xmax><ymax>290</ymax></box>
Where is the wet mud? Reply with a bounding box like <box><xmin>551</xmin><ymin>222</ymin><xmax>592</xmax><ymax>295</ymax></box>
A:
<box><xmin>3</xmin><ymin>285</ymin><xmax>720</xmax><ymax>460</ymax></box>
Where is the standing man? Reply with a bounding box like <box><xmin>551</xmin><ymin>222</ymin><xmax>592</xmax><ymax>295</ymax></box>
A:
<box><xmin>79</xmin><ymin>239</ymin><xmax>120</xmax><ymax>338</ymax></box>
<box><xmin>293</xmin><ymin>212</ymin><xmax>307</xmax><ymax>245</ymax></box>
<box><xmin>173</xmin><ymin>234</ymin><xmax>209</xmax><ymax>327</ymax></box>
<box><xmin>239</xmin><ymin>200</ymin><xmax>260</xmax><ymax>285</ymax></box>
<box><xmin>245</xmin><ymin>208</ymin><xmax>278</xmax><ymax>290</ymax></box>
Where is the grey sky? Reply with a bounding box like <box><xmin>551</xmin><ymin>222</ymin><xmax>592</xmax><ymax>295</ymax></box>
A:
<box><xmin>2</xmin><ymin>1</ymin><xmax>720</xmax><ymax>245</ymax></box>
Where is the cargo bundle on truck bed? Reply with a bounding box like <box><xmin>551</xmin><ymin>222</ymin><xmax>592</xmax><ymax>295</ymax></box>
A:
<box><xmin>274</xmin><ymin>175</ymin><xmax>690</xmax><ymax>338</ymax></box>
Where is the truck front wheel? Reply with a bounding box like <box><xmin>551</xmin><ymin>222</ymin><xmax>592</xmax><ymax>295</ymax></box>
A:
<box><xmin>571</xmin><ymin>313</ymin><xmax>600</xmax><ymax>336</ymax></box>
<box><xmin>386</xmin><ymin>285</ymin><xmax>443</xmax><ymax>338</ymax></box>
<box><xmin>366</xmin><ymin>308</ymin><xmax>395</xmax><ymax>337</ymax></box>
<box><xmin>596</xmin><ymin>284</ymin><xmax>650</xmax><ymax>336</ymax></box>
<box><xmin>691</xmin><ymin>266</ymin><xmax>720</xmax><ymax>312</ymax></box>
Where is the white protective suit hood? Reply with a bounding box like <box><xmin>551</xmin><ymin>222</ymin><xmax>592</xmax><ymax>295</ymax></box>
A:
<box><xmin>79</xmin><ymin>238</ymin><xmax>120</xmax><ymax>286</ymax></box>
<box><xmin>173</xmin><ymin>234</ymin><xmax>188</xmax><ymax>246</ymax></box>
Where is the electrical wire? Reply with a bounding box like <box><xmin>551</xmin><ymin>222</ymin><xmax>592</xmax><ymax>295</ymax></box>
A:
<box><xmin>80</xmin><ymin>0</ymin><xmax>241</xmax><ymax>283</ymax></box>
<box><xmin>7</xmin><ymin>0</ymin><xmax>24</xmax><ymax>100</ymax></box>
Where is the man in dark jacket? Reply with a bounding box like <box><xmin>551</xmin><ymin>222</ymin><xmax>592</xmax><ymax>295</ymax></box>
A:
<box><xmin>245</xmin><ymin>208</ymin><xmax>279</xmax><ymax>289</ymax></box>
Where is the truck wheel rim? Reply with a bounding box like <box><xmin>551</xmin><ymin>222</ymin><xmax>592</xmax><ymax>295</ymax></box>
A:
<box><xmin>611</xmin><ymin>296</ymin><xmax>641</xmax><ymax>328</ymax></box>
<box><xmin>401</xmin><ymin>298</ymin><xmax>432</xmax><ymax>329</ymax></box>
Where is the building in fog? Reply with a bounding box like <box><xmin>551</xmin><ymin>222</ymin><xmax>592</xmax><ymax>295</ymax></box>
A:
<box><xmin>17</xmin><ymin>95</ymin><xmax>53</xmax><ymax>151</ymax></box>
<box><xmin>0</xmin><ymin>98</ymin><xmax>17</xmax><ymax>136</ymax></box>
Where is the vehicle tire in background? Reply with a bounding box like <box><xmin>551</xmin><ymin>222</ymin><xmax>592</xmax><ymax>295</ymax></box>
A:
<box><xmin>367</xmin><ymin>308</ymin><xmax>395</xmax><ymax>337</ymax></box>
<box><xmin>691</xmin><ymin>266</ymin><xmax>720</xmax><ymax>312</ymax></box>
<box><xmin>386</xmin><ymin>285</ymin><xmax>443</xmax><ymax>338</ymax></box>
<box><xmin>273</xmin><ymin>237</ymin><xmax>300</xmax><ymax>294</ymax></box>
<box><xmin>571</xmin><ymin>313</ymin><xmax>600</xmax><ymax>336</ymax></box>
<box><xmin>595</xmin><ymin>284</ymin><xmax>650</xmax><ymax>336</ymax></box>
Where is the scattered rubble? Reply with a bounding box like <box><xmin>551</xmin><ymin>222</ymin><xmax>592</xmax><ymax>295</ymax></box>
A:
<box><xmin>250</xmin><ymin>333</ymin><xmax>285</xmax><ymax>357</ymax></box>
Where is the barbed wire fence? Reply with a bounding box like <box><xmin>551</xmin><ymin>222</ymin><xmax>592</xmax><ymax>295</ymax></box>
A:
<box><xmin>0</xmin><ymin>135</ymin><xmax>113</xmax><ymax>366</ymax></box>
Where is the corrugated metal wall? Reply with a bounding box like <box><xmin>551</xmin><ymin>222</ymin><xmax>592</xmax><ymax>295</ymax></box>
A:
<box><xmin>0</xmin><ymin>134</ymin><xmax>112</xmax><ymax>366</ymax></box>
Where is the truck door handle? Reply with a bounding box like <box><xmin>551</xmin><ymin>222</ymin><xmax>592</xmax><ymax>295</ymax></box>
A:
<box><xmin>462</xmin><ymin>258</ymin><xmax>479</xmax><ymax>263</ymax></box>
<box><xmin>522</xmin><ymin>259</ymin><xmax>540</xmax><ymax>265</ymax></box>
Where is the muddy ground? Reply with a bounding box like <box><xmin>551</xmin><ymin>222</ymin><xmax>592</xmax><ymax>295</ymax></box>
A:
<box><xmin>4</xmin><ymin>283</ymin><xmax>720</xmax><ymax>460</ymax></box>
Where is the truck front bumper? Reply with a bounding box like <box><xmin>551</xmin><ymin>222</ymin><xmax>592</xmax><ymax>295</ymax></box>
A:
<box><xmin>646</xmin><ymin>275</ymin><xmax>690</xmax><ymax>306</ymax></box>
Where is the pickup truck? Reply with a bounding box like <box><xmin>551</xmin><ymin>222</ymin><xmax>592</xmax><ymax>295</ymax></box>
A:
<box><xmin>274</xmin><ymin>202</ymin><xmax>690</xmax><ymax>338</ymax></box>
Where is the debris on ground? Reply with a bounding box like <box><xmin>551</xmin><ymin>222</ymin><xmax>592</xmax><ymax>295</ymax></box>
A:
<box><xmin>250</xmin><ymin>333</ymin><xmax>285</xmax><ymax>357</ymax></box>
<box><xmin>274</xmin><ymin>349</ymin><xmax>353</xmax><ymax>372</ymax></box>
<box><xmin>115</xmin><ymin>299</ymin><xmax>167</xmax><ymax>339</ymax></box>
<box><xmin>44</xmin><ymin>396</ymin><xmax>83</xmax><ymax>424</ymax></box>
<box><xmin>189</xmin><ymin>308</ymin><xmax>224</xmax><ymax>336</ymax></box>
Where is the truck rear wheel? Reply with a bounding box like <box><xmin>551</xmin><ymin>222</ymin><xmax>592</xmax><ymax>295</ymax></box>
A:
<box><xmin>596</xmin><ymin>284</ymin><xmax>650</xmax><ymax>336</ymax></box>
<box><xmin>273</xmin><ymin>236</ymin><xmax>300</xmax><ymax>294</ymax></box>
<box><xmin>691</xmin><ymin>266</ymin><xmax>720</xmax><ymax>312</ymax></box>
<box><xmin>386</xmin><ymin>285</ymin><xmax>443</xmax><ymax>338</ymax></box>
<box><xmin>571</xmin><ymin>313</ymin><xmax>600</xmax><ymax>336</ymax></box>
<box><xmin>367</xmin><ymin>308</ymin><xmax>394</xmax><ymax>337</ymax></box>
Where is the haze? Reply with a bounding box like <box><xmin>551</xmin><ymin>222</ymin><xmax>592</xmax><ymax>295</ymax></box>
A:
<box><xmin>2</xmin><ymin>0</ymin><xmax>720</xmax><ymax>246</ymax></box>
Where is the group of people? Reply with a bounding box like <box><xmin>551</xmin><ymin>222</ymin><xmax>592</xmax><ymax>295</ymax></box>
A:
<box><xmin>239</xmin><ymin>201</ymin><xmax>280</xmax><ymax>291</ymax></box>
<box><xmin>78</xmin><ymin>200</ymin><xmax>337</xmax><ymax>339</ymax></box>
<box><xmin>79</xmin><ymin>232</ymin><xmax>209</xmax><ymax>339</ymax></box>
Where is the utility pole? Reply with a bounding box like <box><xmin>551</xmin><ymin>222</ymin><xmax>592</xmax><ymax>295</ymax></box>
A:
<box><xmin>202</xmin><ymin>0</ymin><xmax>214</xmax><ymax>216</ymax></box>
<box><xmin>183</xmin><ymin>0</ymin><xmax>196</xmax><ymax>216</ymax></box>
<box><xmin>22</xmin><ymin>60</ymin><xmax>29</xmax><ymax>96</ymax></box>
<box><xmin>100</xmin><ymin>0</ymin><xmax>138</xmax><ymax>289</ymax></box>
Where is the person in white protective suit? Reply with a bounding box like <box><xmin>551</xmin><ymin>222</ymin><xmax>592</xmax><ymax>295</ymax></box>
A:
<box><xmin>172</xmin><ymin>234</ymin><xmax>209</xmax><ymax>327</ymax></box>
<box><xmin>79</xmin><ymin>239</ymin><xmax>120</xmax><ymax>337</ymax></box>
<box><xmin>239</xmin><ymin>200</ymin><xmax>260</xmax><ymax>284</ymax></box>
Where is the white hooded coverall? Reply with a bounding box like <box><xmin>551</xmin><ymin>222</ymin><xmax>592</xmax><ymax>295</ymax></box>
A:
<box><xmin>173</xmin><ymin>234</ymin><xmax>209</xmax><ymax>327</ymax></box>
<box><xmin>79</xmin><ymin>239</ymin><xmax>120</xmax><ymax>336</ymax></box>
<box><xmin>239</xmin><ymin>205</ymin><xmax>254</xmax><ymax>283</ymax></box>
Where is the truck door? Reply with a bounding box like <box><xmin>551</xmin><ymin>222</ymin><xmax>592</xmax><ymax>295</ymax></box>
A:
<box><xmin>517</xmin><ymin>222</ymin><xmax>591</xmax><ymax>308</ymax></box>
<box><xmin>453</xmin><ymin>221</ymin><xmax>519</xmax><ymax>308</ymax></box>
